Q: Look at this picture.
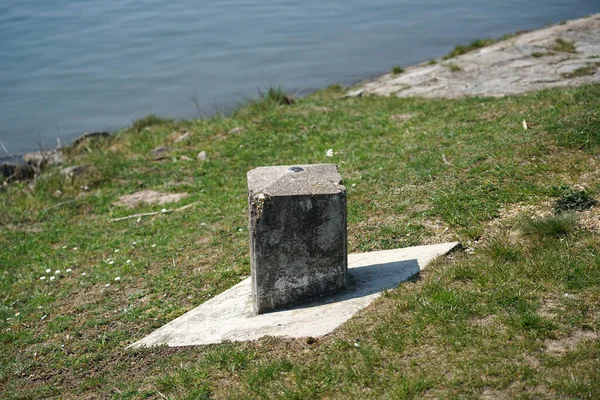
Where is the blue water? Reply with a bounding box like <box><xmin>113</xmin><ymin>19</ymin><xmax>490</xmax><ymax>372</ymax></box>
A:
<box><xmin>0</xmin><ymin>1</ymin><xmax>597</xmax><ymax>154</ymax></box>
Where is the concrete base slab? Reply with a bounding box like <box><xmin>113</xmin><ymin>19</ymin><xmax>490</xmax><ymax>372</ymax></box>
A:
<box><xmin>129</xmin><ymin>242</ymin><xmax>459</xmax><ymax>348</ymax></box>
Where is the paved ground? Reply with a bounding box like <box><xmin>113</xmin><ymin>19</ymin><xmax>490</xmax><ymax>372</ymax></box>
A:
<box><xmin>129</xmin><ymin>242</ymin><xmax>459</xmax><ymax>347</ymax></box>
<box><xmin>353</xmin><ymin>14</ymin><xmax>600</xmax><ymax>98</ymax></box>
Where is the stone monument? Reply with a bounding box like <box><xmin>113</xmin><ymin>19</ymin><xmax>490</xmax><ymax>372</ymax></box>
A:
<box><xmin>128</xmin><ymin>163</ymin><xmax>460</xmax><ymax>348</ymax></box>
<box><xmin>247</xmin><ymin>164</ymin><xmax>347</xmax><ymax>314</ymax></box>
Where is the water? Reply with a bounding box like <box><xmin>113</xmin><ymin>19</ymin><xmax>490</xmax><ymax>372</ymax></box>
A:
<box><xmin>0</xmin><ymin>1</ymin><xmax>597</xmax><ymax>154</ymax></box>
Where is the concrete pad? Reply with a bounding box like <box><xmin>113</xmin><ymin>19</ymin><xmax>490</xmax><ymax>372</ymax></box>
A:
<box><xmin>129</xmin><ymin>242</ymin><xmax>459</xmax><ymax>348</ymax></box>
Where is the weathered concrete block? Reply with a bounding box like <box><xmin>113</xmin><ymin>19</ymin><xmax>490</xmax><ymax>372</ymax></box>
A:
<box><xmin>247</xmin><ymin>164</ymin><xmax>347</xmax><ymax>314</ymax></box>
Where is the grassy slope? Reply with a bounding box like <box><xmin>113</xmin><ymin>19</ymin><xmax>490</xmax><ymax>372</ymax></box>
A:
<box><xmin>1</xmin><ymin>83</ymin><xmax>600</xmax><ymax>399</ymax></box>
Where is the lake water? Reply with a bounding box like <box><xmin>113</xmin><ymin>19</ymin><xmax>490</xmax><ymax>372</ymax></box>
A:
<box><xmin>0</xmin><ymin>1</ymin><xmax>597</xmax><ymax>154</ymax></box>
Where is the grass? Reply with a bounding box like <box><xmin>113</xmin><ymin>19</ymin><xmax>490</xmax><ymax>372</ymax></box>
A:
<box><xmin>391</xmin><ymin>65</ymin><xmax>405</xmax><ymax>74</ymax></box>
<box><xmin>2</xmin><ymin>82</ymin><xmax>600</xmax><ymax>398</ymax></box>
<box><xmin>561</xmin><ymin>63</ymin><xmax>600</xmax><ymax>79</ymax></box>
<box><xmin>445</xmin><ymin>63</ymin><xmax>461</xmax><ymax>72</ymax></box>
<box><xmin>519</xmin><ymin>213</ymin><xmax>579</xmax><ymax>238</ymax></box>
<box><xmin>443</xmin><ymin>38</ymin><xmax>496</xmax><ymax>60</ymax></box>
<box><xmin>550</xmin><ymin>38</ymin><xmax>577</xmax><ymax>53</ymax></box>
<box><xmin>532</xmin><ymin>51</ymin><xmax>554</xmax><ymax>58</ymax></box>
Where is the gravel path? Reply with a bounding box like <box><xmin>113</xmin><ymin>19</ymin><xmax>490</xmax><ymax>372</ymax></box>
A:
<box><xmin>352</xmin><ymin>13</ymin><xmax>600</xmax><ymax>98</ymax></box>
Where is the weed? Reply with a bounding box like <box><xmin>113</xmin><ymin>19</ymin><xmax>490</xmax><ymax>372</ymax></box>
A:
<box><xmin>445</xmin><ymin>63</ymin><xmax>461</xmax><ymax>72</ymax></box>
<box><xmin>553</xmin><ymin>186</ymin><xmax>597</xmax><ymax>213</ymax></box>
<box><xmin>550</xmin><ymin>38</ymin><xmax>577</xmax><ymax>53</ymax></box>
<box><xmin>519</xmin><ymin>213</ymin><xmax>578</xmax><ymax>238</ymax></box>
<box><xmin>428</xmin><ymin>60</ymin><xmax>437</xmax><ymax>65</ymax></box>
<box><xmin>391</xmin><ymin>65</ymin><xmax>405</xmax><ymax>74</ymax></box>
<box><xmin>262</xmin><ymin>86</ymin><xmax>294</xmax><ymax>105</ymax></box>
<box><xmin>532</xmin><ymin>52</ymin><xmax>554</xmax><ymax>58</ymax></box>
<box><xmin>484</xmin><ymin>235</ymin><xmax>522</xmax><ymax>263</ymax></box>
<box><xmin>443</xmin><ymin>38</ymin><xmax>496</xmax><ymax>59</ymax></box>
<box><xmin>561</xmin><ymin>64</ymin><xmax>600</xmax><ymax>79</ymax></box>
<box><xmin>130</xmin><ymin>114</ymin><xmax>172</xmax><ymax>133</ymax></box>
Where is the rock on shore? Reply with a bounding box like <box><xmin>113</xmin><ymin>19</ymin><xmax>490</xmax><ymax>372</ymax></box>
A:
<box><xmin>354</xmin><ymin>14</ymin><xmax>600</xmax><ymax>98</ymax></box>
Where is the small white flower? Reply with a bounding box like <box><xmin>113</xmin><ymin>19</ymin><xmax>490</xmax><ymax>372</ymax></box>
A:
<box><xmin>73</xmin><ymin>247</ymin><xmax>78</xmax><ymax>251</ymax></box>
<box><xmin>352</xmin><ymin>183</ymin><xmax>356</xmax><ymax>187</ymax></box>
<box><xmin>108</xmin><ymin>261</ymin><xmax>114</xmax><ymax>265</ymax></box>
<box><xmin>132</xmin><ymin>241</ymin><xmax>137</xmax><ymax>245</ymax></box>
<box><xmin>45</xmin><ymin>268</ymin><xmax>51</xmax><ymax>273</ymax></box>
<box><xmin>15</xmin><ymin>312</ymin><xmax>20</xmax><ymax>317</ymax></box>
<box><xmin>136</xmin><ymin>217</ymin><xmax>142</xmax><ymax>223</ymax></box>
<box><xmin>126</xmin><ymin>259</ymin><xmax>131</xmax><ymax>264</ymax></box>
<box><xmin>37</xmin><ymin>306</ymin><xmax>42</xmax><ymax>309</ymax></box>
<box><xmin>66</xmin><ymin>268</ymin><xmax>72</xmax><ymax>273</ymax></box>
<box><xmin>41</xmin><ymin>315</ymin><xmax>47</xmax><ymax>320</ymax></box>
<box><xmin>40</xmin><ymin>276</ymin><xmax>46</xmax><ymax>280</ymax></box>
<box><xmin>55</xmin><ymin>270</ymin><xmax>61</xmax><ymax>274</ymax></box>
<box><xmin>325</xmin><ymin>148</ymin><xmax>334</xmax><ymax>157</ymax></box>
<box><xmin>81</xmin><ymin>272</ymin><xmax>87</xmax><ymax>276</ymax></box>
<box><xmin>6</xmin><ymin>318</ymin><xmax>12</xmax><ymax>321</ymax></box>
<box><xmin>238</xmin><ymin>228</ymin><xmax>243</xmax><ymax>232</ymax></box>
<box><xmin>161</xmin><ymin>208</ymin><xmax>167</xmax><ymax>213</ymax></box>
<box><xmin>114</xmin><ymin>249</ymin><xmax>119</xmax><ymax>253</ymax></box>
<box><xmin>152</xmin><ymin>244</ymin><xmax>156</xmax><ymax>248</ymax></box>
<box><xmin>49</xmin><ymin>276</ymin><xmax>56</xmax><ymax>281</ymax></box>
<box><xmin>200</xmin><ymin>222</ymin><xmax>206</xmax><ymax>226</ymax></box>
<box><xmin>114</xmin><ymin>277</ymin><xmax>121</xmax><ymax>281</ymax></box>
<box><xmin>62</xmin><ymin>245</ymin><xmax>67</xmax><ymax>249</ymax></box>
<box><xmin>105</xmin><ymin>283</ymin><xmax>111</xmax><ymax>287</ymax></box>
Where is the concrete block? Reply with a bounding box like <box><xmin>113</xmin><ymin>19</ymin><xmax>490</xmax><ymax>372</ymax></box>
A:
<box><xmin>247</xmin><ymin>164</ymin><xmax>347</xmax><ymax>314</ymax></box>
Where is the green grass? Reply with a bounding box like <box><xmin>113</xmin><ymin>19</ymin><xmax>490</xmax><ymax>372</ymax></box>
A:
<box><xmin>550</xmin><ymin>38</ymin><xmax>578</xmax><ymax>53</ymax></box>
<box><xmin>443</xmin><ymin>38</ymin><xmax>496</xmax><ymax>60</ymax></box>
<box><xmin>561</xmin><ymin>63</ymin><xmax>600</xmax><ymax>79</ymax></box>
<box><xmin>444</xmin><ymin>63</ymin><xmax>461</xmax><ymax>72</ymax></box>
<box><xmin>532</xmin><ymin>51</ymin><xmax>554</xmax><ymax>58</ymax></box>
<box><xmin>2</xmin><ymin>83</ymin><xmax>600</xmax><ymax>398</ymax></box>
<box><xmin>519</xmin><ymin>214</ymin><xmax>579</xmax><ymax>238</ymax></box>
<box><xmin>391</xmin><ymin>65</ymin><xmax>405</xmax><ymax>74</ymax></box>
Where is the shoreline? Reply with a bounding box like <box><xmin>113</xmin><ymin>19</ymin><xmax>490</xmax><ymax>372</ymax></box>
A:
<box><xmin>3</xmin><ymin>13</ymin><xmax>599</xmax><ymax>172</ymax></box>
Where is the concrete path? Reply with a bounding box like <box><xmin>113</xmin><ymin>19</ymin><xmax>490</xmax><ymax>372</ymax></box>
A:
<box><xmin>354</xmin><ymin>14</ymin><xmax>600</xmax><ymax>98</ymax></box>
<box><xmin>129</xmin><ymin>242</ymin><xmax>459</xmax><ymax>348</ymax></box>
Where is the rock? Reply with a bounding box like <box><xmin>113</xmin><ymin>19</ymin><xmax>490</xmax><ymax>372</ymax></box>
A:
<box><xmin>23</xmin><ymin>150</ymin><xmax>63</xmax><ymax>169</ymax></box>
<box><xmin>353</xmin><ymin>14</ymin><xmax>600</xmax><ymax>98</ymax></box>
<box><xmin>197</xmin><ymin>151</ymin><xmax>208</xmax><ymax>161</ymax></box>
<box><xmin>180</xmin><ymin>155</ymin><xmax>193</xmax><ymax>161</ymax></box>
<box><xmin>113</xmin><ymin>190</ymin><xmax>189</xmax><ymax>208</ymax></box>
<box><xmin>151</xmin><ymin>146</ymin><xmax>170</xmax><ymax>157</ymax></box>
<box><xmin>61</xmin><ymin>165</ymin><xmax>90</xmax><ymax>178</ymax></box>
<box><xmin>173</xmin><ymin>132</ymin><xmax>191</xmax><ymax>143</ymax></box>
<box><xmin>342</xmin><ymin>89</ymin><xmax>364</xmax><ymax>98</ymax></box>
<box><xmin>228</xmin><ymin>127</ymin><xmax>244</xmax><ymax>135</ymax></box>
<box><xmin>247</xmin><ymin>164</ymin><xmax>347</xmax><ymax>314</ymax></box>
<box><xmin>71</xmin><ymin>131</ymin><xmax>110</xmax><ymax>147</ymax></box>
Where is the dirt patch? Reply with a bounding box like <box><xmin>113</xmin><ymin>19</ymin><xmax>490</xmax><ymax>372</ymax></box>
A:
<box><xmin>544</xmin><ymin>330</ymin><xmax>599</xmax><ymax>354</ymax></box>
<box><xmin>390</xmin><ymin>113</ymin><xmax>415</xmax><ymax>121</ymax></box>
<box><xmin>470</xmin><ymin>315</ymin><xmax>499</xmax><ymax>328</ymax></box>
<box><xmin>113</xmin><ymin>190</ymin><xmax>189</xmax><ymax>208</ymax></box>
<box><xmin>3</xmin><ymin>223</ymin><xmax>43</xmax><ymax>233</ymax></box>
<box><xmin>578</xmin><ymin>206</ymin><xmax>600</xmax><ymax>232</ymax></box>
<box><xmin>481</xmin><ymin>388</ymin><xmax>510</xmax><ymax>400</ymax></box>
